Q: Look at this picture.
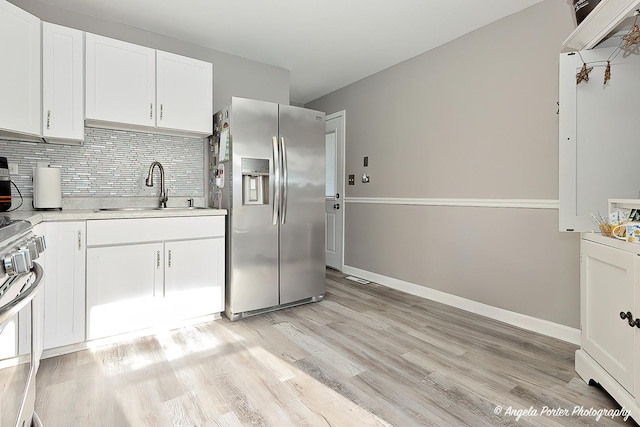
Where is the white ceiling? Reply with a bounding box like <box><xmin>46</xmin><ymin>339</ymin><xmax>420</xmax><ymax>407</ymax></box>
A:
<box><xmin>38</xmin><ymin>0</ymin><xmax>546</xmax><ymax>104</ymax></box>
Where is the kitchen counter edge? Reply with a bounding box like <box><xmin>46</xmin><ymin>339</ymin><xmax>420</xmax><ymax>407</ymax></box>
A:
<box><xmin>5</xmin><ymin>208</ymin><xmax>228</xmax><ymax>226</ymax></box>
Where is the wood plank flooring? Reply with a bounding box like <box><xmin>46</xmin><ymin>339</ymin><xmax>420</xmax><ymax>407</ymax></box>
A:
<box><xmin>36</xmin><ymin>270</ymin><xmax>636</xmax><ymax>426</ymax></box>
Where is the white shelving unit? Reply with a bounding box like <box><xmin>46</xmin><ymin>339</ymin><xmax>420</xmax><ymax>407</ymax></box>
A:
<box><xmin>562</xmin><ymin>0</ymin><xmax>640</xmax><ymax>51</ymax></box>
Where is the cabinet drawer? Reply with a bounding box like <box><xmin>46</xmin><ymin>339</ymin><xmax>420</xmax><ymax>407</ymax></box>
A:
<box><xmin>87</xmin><ymin>216</ymin><xmax>224</xmax><ymax>246</ymax></box>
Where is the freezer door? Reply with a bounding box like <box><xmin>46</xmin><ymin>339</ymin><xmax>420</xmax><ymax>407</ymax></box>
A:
<box><xmin>278</xmin><ymin>104</ymin><xmax>326</xmax><ymax>304</ymax></box>
<box><xmin>227</xmin><ymin>97</ymin><xmax>280</xmax><ymax>314</ymax></box>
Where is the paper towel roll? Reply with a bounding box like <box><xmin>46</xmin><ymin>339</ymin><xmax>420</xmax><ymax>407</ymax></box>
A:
<box><xmin>33</xmin><ymin>167</ymin><xmax>62</xmax><ymax>209</ymax></box>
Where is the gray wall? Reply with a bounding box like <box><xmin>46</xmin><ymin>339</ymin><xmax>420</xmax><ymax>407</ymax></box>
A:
<box><xmin>307</xmin><ymin>0</ymin><xmax>581</xmax><ymax>328</ymax></box>
<box><xmin>9</xmin><ymin>0</ymin><xmax>290</xmax><ymax>111</ymax></box>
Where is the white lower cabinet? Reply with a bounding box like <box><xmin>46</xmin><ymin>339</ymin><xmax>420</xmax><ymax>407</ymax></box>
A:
<box><xmin>165</xmin><ymin>238</ymin><xmax>225</xmax><ymax>320</ymax></box>
<box><xmin>86</xmin><ymin>216</ymin><xmax>225</xmax><ymax>340</ymax></box>
<box><xmin>86</xmin><ymin>242</ymin><xmax>163</xmax><ymax>340</ymax></box>
<box><xmin>43</xmin><ymin>222</ymin><xmax>86</xmax><ymax>350</ymax></box>
<box><xmin>577</xmin><ymin>234</ymin><xmax>640</xmax><ymax>421</ymax></box>
<box><xmin>0</xmin><ymin>314</ymin><xmax>18</xmax><ymax>359</ymax></box>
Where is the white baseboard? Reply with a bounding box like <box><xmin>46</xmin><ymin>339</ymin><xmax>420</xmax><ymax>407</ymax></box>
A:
<box><xmin>341</xmin><ymin>266</ymin><xmax>580</xmax><ymax>345</ymax></box>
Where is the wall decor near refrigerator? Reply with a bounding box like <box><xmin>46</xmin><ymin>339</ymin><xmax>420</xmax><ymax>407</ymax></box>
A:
<box><xmin>210</xmin><ymin>97</ymin><xmax>326</xmax><ymax>320</ymax></box>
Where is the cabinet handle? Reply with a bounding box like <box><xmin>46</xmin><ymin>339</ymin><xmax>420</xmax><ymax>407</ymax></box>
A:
<box><xmin>619</xmin><ymin>311</ymin><xmax>640</xmax><ymax>328</ymax></box>
<box><xmin>150</xmin><ymin>103</ymin><xmax>153</xmax><ymax>119</ymax></box>
<box><xmin>77</xmin><ymin>230</ymin><xmax>82</xmax><ymax>250</ymax></box>
<box><xmin>46</xmin><ymin>110</ymin><xmax>51</xmax><ymax>129</ymax></box>
<box><xmin>157</xmin><ymin>251</ymin><xmax>160</xmax><ymax>269</ymax></box>
<box><xmin>168</xmin><ymin>249</ymin><xmax>171</xmax><ymax>268</ymax></box>
<box><xmin>160</xmin><ymin>104</ymin><xmax>163</xmax><ymax>120</ymax></box>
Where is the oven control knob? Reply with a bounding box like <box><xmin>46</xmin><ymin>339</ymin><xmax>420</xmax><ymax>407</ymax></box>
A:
<box><xmin>33</xmin><ymin>235</ymin><xmax>46</xmax><ymax>253</ymax></box>
<box><xmin>3</xmin><ymin>254</ymin><xmax>15</xmax><ymax>276</ymax></box>
<box><xmin>4</xmin><ymin>249</ymin><xmax>31</xmax><ymax>276</ymax></box>
<box><xmin>25</xmin><ymin>239</ymin><xmax>39</xmax><ymax>261</ymax></box>
<box><xmin>13</xmin><ymin>248</ymin><xmax>32</xmax><ymax>274</ymax></box>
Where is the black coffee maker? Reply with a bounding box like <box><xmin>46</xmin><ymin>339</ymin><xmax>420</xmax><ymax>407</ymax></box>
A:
<box><xmin>0</xmin><ymin>157</ymin><xmax>11</xmax><ymax>211</ymax></box>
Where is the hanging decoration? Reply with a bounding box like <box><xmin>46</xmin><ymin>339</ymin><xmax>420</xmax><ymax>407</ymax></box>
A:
<box><xmin>621</xmin><ymin>24</ymin><xmax>640</xmax><ymax>56</ymax></box>
<box><xmin>576</xmin><ymin>63</ymin><xmax>593</xmax><ymax>84</ymax></box>
<box><xmin>574</xmin><ymin>12</ymin><xmax>640</xmax><ymax>85</ymax></box>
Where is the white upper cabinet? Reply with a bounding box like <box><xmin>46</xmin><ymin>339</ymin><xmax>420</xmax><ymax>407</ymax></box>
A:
<box><xmin>85</xmin><ymin>33</ymin><xmax>213</xmax><ymax>136</ymax></box>
<box><xmin>42</xmin><ymin>23</ymin><xmax>84</xmax><ymax>143</ymax></box>
<box><xmin>0</xmin><ymin>0</ymin><xmax>41</xmax><ymax>137</ymax></box>
<box><xmin>85</xmin><ymin>33</ymin><xmax>156</xmax><ymax>128</ymax></box>
<box><xmin>157</xmin><ymin>51</ymin><xmax>213</xmax><ymax>135</ymax></box>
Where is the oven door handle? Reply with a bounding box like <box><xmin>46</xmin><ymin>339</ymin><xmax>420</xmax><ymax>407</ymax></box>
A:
<box><xmin>0</xmin><ymin>262</ymin><xmax>44</xmax><ymax>325</ymax></box>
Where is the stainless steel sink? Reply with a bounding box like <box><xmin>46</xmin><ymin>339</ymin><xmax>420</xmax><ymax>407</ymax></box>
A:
<box><xmin>94</xmin><ymin>207</ymin><xmax>209</xmax><ymax>212</ymax></box>
<box><xmin>161</xmin><ymin>207</ymin><xmax>210</xmax><ymax>210</ymax></box>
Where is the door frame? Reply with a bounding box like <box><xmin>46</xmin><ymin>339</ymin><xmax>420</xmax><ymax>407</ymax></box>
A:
<box><xmin>326</xmin><ymin>110</ymin><xmax>346</xmax><ymax>271</ymax></box>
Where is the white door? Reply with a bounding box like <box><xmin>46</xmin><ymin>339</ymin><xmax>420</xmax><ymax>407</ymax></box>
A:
<box><xmin>325</xmin><ymin>111</ymin><xmax>345</xmax><ymax>270</ymax></box>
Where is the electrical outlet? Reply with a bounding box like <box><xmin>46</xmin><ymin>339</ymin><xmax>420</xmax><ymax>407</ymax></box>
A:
<box><xmin>364</xmin><ymin>156</ymin><xmax>368</xmax><ymax>167</ymax></box>
<box><xmin>348</xmin><ymin>175</ymin><xmax>355</xmax><ymax>185</ymax></box>
<box><xmin>8</xmin><ymin>163</ymin><xmax>18</xmax><ymax>175</ymax></box>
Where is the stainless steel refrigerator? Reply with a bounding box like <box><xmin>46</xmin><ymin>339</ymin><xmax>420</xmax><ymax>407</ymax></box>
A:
<box><xmin>210</xmin><ymin>97</ymin><xmax>326</xmax><ymax>321</ymax></box>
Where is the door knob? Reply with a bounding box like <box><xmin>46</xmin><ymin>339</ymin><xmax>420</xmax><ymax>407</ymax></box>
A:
<box><xmin>333</xmin><ymin>204</ymin><xmax>340</xmax><ymax>209</ymax></box>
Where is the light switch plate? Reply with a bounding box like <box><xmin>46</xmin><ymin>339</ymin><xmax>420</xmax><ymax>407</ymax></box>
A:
<box><xmin>8</xmin><ymin>163</ymin><xmax>18</xmax><ymax>175</ymax></box>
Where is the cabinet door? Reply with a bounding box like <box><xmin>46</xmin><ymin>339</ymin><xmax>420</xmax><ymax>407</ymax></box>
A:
<box><xmin>560</xmin><ymin>49</ymin><xmax>640</xmax><ymax>232</ymax></box>
<box><xmin>164</xmin><ymin>237</ymin><xmax>224</xmax><ymax>320</ymax></box>
<box><xmin>0</xmin><ymin>313</ymin><xmax>18</xmax><ymax>359</ymax></box>
<box><xmin>31</xmin><ymin>290</ymin><xmax>44</xmax><ymax>370</ymax></box>
<box><xmin>156</xmin><ymin>50</ymin><xmax>212</xmax><ymax>135</ymax></box>
<box><xmin>581</xmin><ymin>239</ymin><xmax>635</xmax><ymax>394</ymax></box>
<box><xmin>0</xmin><ymin>0</ymin><xmax>40</xmax><ymax>136</ymax></box>
<box><xmin>42</xmin><ymin>23</ymin><xmax>84</xmax><ymax>142</ymax></box>
<box><xmin>87</xmin><ymin>243</ymin><xmax>163</xmax><ymax>340</ymax></box>
<box><xmin>85</xmin><ymin>33</ymin><xmax>155</xmax><ymax>127</ymax></box>
<box><xmin>43</xmin><ymin>222</ymin><xmax>86</xmax><ymax>349</ymax></box>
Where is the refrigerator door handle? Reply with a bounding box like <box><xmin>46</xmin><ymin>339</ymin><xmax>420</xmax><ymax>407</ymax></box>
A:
<box><xmin>272</xmin><ymin>136</ymin><xmax>280</xmax><ymax>226</ymax></box>
<box><xmin>280</xmin><ymin>136</ymin><xmax>288</xmax><ymax>225</ymax></box>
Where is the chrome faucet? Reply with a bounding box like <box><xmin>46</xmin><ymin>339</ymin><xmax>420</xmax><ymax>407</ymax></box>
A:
<box><xmin>145</xmin><ymin>161</ymin><xmax>168</xmax><ymax>208</ymax></box>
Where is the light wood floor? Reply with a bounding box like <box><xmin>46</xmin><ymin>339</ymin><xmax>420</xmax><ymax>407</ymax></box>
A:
<box><xmin>36</xmin><ymin>270</ymin><xmax>635</xmax><ymax>426</ymax></box>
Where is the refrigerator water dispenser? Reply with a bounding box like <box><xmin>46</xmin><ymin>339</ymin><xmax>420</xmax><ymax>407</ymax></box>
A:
<box><xmin>242</xmin><ymin>158</ymin><xmax>269</xmax><ymax>205</ymax></box>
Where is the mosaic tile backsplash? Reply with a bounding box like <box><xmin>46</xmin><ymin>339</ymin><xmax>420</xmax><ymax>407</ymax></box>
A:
<box><xmin>0</xmin><ymin>127</ymin><xmax>205</xmax><ymax>198</ymax></box>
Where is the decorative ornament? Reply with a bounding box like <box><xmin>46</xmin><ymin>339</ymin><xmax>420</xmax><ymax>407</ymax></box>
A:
<box><xmin>576</xmin><ymin>62</ymin><xmax>593</xmax><ymax>84</ymax></box>
<box><xmin>622</xmin><ymin>24</ymin><xmax>640</xmax><ymax>48</ymax></box>
<box><xmin>604</xmin><ymin>61</ymin><xmax>611</xmax><ymax>84</ymax></box>
<box><xmin>621</xmin><ymin>24</ymin><xmax>640</xmax><ymax>57</ymax></box>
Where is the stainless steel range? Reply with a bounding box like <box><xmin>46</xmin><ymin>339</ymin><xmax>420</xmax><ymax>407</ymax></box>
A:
<box><xmin>0</xmin><ymin>217</ymin><xmax>46</xmax><ymax>427</ymax></box>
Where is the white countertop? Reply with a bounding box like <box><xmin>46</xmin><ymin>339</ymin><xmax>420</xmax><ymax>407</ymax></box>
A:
<box><xmin>4</xmin><ymin>207</ymin><xmax>227</xmax><ymax>227</ymax></box>
<box><xmin>582</xmin><ymin>231</ymin><xmax>640</xmax><ymax>255</ymax></box>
